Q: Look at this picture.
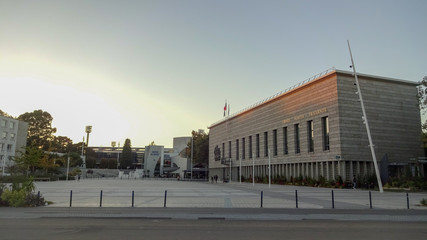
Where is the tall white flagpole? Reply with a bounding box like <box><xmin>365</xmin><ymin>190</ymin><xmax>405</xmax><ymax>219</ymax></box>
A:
<box><xmin>347</xmin><ymin>40</ymin><xmax>383</xmax><ymax>193</ymax></box>
<box><xmin>268</xmin><ymin>149</ymin><xmax>271</xmax><ymax>188</ymax></box>
<box><xmin>229</xmin><ymin>158</ymin><xmax>231</xmax><ymax>182</ymax></box>
<box><xmin>239</xmin><ymin>155</ymin><xmax>242</xmax><ymax>184</ymax></box>
<box><xmin>252</xmin><ymin>153</ymin><xmax>255</xmax><ymax>186</ymax></box>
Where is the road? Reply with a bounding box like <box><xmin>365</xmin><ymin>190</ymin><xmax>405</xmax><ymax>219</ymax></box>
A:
<box><xmin>1</xmin><ymin>218</ymin><xmax>426</xmax><ymax>240</ymax></box>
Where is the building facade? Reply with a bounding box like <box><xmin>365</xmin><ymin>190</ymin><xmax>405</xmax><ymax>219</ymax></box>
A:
<box><xmin>208</xmin><ymin>69</ymin><xmax>424</xmax><ymax>183</ymax></box>
<box><xmin>0</xmin><ymin>115</ymin><xmax>28</xmax><ymax>174</ymax></box>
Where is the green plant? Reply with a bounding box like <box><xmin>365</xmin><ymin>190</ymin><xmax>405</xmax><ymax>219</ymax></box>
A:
<box><xmin>1</xmin><ymin>189</ymin><xmax>27</xmax><ymax>207</ymax></box>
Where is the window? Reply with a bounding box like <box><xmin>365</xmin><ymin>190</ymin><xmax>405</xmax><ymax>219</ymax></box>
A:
<box><xmin>7</xmin><ymin>144</ymin><xmax>12</xmax><ymax>152</ymax></box>
<box><xmin>1</xmin><ymin>120</ymin><xmax>6</xmax><ymax>128</ymax></box>
<box><xmin>256</xmin><ymin>134</ymin><xmax>260</xmax><ymax>158</ymax></box>
<box><xmin>242</xmin><ymin>138</ymin><xmax>246</xmax><ymax>160</ymax></box>
<box><xmin>283</xmin><ymin>127</ymin><xmax>288</xmax><ymax>155</ymax></box>
<box><xmin>2</xmin><ymin>132</ymin><xmax>6</xmax><ymax>139</ymax></box>
<box><xmin>228</xmin><ymin>141</ymin><xmax>231</xmax><ymax>159</ymax></box>
<box><xmin>273</xmin><ymin>129</ymin><xmax>277</xmax><ymax>156</ymax></box>
<box><xmin>294</xmin><ymin>124</ymin><xmax>300</xmax><ymax>153</ymax></box>
<box><xmin>10</xmin><ymin>133</ymin><xmax>15</xmax><ymax>140</ymax></box>
<box><xmin>236</xmin><ymin>139</ymin><xmax>239</xmax><ymax>160</ymax></box>
<box><xmin>249</xmin><ymin>136</ymin><xmax>253</xmax><ymax>158</ymax></box>
<box><xmin>307</xmin><ymin>120</ymin><xmax>314</xmax><ymax>152</ymax></box>
<box><xmin>264</xmin><ymin>132</ymin><xmax>268</xmax><ymax>157</ymax></box>
<box><xmin>322</xmin><ymin>116</ymin><xmax>330</xmax><ymax>150</ymax></box>
<box><xmin>9</xmin><ymin>122</ymin><xmax>14</xmax><ymax>129</ymax></box>
<box><xmin>222</xmin><ymin>143</ymin><xmax>225</xmax><ymax>159</ymax></box>
<box><xmin>0</xmin><ymin>143</ymin><xmax>3</xmax><ymax>150</ymax></box>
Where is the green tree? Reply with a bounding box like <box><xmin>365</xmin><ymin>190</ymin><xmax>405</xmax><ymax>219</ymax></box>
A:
<box><xmin>120</xmin><ymin>139</ymin><xmax>132</xmax><ymax>169</ymax></box>
<box><xmin>50</xmin><ymin>136</ymin><xmax>73</xmax><ymax>153</ymax></box>
<box><xmin>0</xmin><ymin>109</ymin><xmax>13</xmax><ymax>118</ymax></box>
<box><xmin>187</xmin><ymin>130</ymin><xmax>209</xmax><ymax>166</ymax></box>
<box><xmin>12</xmin><ymin>147</ymin><xmax>44</xmax><ymax>175</ymax></box>
<box><xmin>18</xmin><ymin>110</ymin><xmax>57</xmax><ymax>150</ymax></box>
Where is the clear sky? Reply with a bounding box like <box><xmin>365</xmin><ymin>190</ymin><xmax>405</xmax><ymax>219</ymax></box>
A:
<box><xmin>1</xmin><ymin>0</ymin><xmax>426</xmax><ymax>148</ymax></box>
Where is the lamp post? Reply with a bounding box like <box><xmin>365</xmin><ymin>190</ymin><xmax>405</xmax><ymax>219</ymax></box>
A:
<box><xmin>84</xmin><ymin>126</ymin><xmax>92</xmax><ymax>168</ymax></box>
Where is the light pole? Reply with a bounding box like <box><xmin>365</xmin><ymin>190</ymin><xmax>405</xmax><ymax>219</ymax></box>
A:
<box><xmin>190</xmin><ymin>137</ymin><xmax>193</xmax><ymax>180</ymax></box>
<box><xmin>84</xmin><ymin>126</ymin><xmax>92</xmax><ymax>168</ymax></box>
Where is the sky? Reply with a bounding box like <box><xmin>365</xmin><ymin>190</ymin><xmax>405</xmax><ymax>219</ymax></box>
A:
<box><xmin>1</xmin><ymin>0</ymin><xmax>426</xmax><ymax>148</ymax></box>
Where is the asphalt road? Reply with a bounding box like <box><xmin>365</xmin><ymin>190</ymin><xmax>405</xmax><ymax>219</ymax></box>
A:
<box><xmin>1</xmin><ymin>218</ymin><xmax>426</xmax><ymax>240</ymax></box>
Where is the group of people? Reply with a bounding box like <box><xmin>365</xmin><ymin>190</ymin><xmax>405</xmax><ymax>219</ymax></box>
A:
<box><xmin>210</xmin><ymin>175</ymin><xmax>219</xmax><ymax>183</ymax></box>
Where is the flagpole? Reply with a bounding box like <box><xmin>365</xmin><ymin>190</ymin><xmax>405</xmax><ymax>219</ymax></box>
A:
<box><xmin>252</xmin><ymin>153</ymin><xmax>255</xmax><ymax>186</ymax></box>
<box><xmin>347</xmin><ymin>40</ymin><xmax>383</xmax><ymax>193</ymax></box>
<box><xmin>239</xmin><ymin>155</ymin><xmax>242</xmax><ymax>184</ymax></box>
<box><xmin>268</xmin><ymin>149</ymin><xmax>271</xmax><ymax>188</ymax></box>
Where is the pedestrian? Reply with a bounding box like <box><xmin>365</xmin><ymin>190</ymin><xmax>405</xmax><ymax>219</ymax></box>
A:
<box><xmin>215</xmin><ymin>175</ymin><xmax>218</xmax><ymax>183</ymax></box>
<box><xmin>211</xmin><ymin>176</ymin><xmax>214</xmax><ymax>183</ymax></box>
<box><xmin>78</xmin><ymin>174</ymin><xmax>81</xmax><ymax>181</ymax></box>
<box><xmin>352</xmin><ymin>175</ymin><xmax>357</xmax><ymax>189</ymax></box>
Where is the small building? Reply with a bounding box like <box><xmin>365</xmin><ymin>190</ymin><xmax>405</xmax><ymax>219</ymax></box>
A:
<box><xmin>208</xmin><ymin>69</ymin><xmax>424</xmax><ymax>183</ymax></box>
<box><xmin>0</xmin><ymin>115</ymin><xmax>28</xmax><ymax>174</ymax></box>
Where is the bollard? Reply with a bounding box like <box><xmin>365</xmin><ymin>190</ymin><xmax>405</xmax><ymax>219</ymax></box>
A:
<box><xmin>37</xmin><ymin>191</ymin><xmax>40</xmax><ymax>203</ymax></box>
<box><xmin>69</xmin><ymin>190</ymin><xmax>73</xmax><ymax>207</ymax></box>
<box><xmin>406</xmin><ymin>193</ymin><xmax>410</xmax><ymax>209</ymax></box>
<box><xmin>369</xmin><ymin>191</ymin><xmax>372</xmax><ymax>209</ymax></box>
<box><xmin>100</xmin><ymin>190</ymin><xmax>103</xmax><ymax>207</ymax></box>
<box><xmin>164</xmin><ymin>190</ymin><xmax>167</xmax><ymax>207</ymax></box>
<box><xmin>295</xmin><ymin>190</ymin><xmax>298</xmax><ymax>209</ymax></box>
<box><xmin>132</xmin><ymin>191</ymin><xmax>135</xmax><ymax>208</ymax></box>
<box><xmin>331</xmin><ymin>190</ymin><xmax>335</xmax><ymax>209</ymax></box>
<box><xmin>260</xmin><ymin>191</ymin><xmax>263</xmax><ymax>208</ymax></box>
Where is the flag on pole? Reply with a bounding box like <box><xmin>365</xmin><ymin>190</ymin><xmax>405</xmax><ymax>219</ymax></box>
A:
<box><xmin>224</xmin><ymin>100</ymin><xmax>227</xmax><ymax>117</ymax></box>
<box><xmin>228</xmin><ymin>104</ymin><xmax>230</xmax><ymax>116</ymax></box>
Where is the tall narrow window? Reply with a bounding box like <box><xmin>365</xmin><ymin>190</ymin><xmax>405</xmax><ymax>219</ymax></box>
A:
<box><xmin>242</xmin><ymin>138</ymin><xmax>246</xmax><ymax>160</ymax></box>
<box><xmin>307</xmin><ymin>120</ymin><xmax>314</xmax><ymax>152</ymax></box>
<box><xmin>322</xmin><ymin>116</ymin><xmax>330</xmax><ymax>150</ymax></box>
<box><xmin>273</xmin><ymin>129</ymin><xmax>278</xmax><ymax>156</ymax></box>
<box><xmin>294</xmin><ymin>124</ymin><xmax>300</xmax><ymax>154</ymax></box>
<box><xmin>256</xmin><ymin>134</ymin><xmax>260</xmax><ymax>158</ymax></box>
<box><xmin>264</xmin><ymin>132</ymin><xmax>268</xmax><ymax>157</ymax></box>
<box><xmin>283</xmin><ymin>127</ymin><xmax>288</xmax><ymax>155</ymax></box>
<box><xmin>222</xmin><ymin>143</ymin><xmax>225</xmax><ymax>159</ymax></box>
<box><xmin>249</xmin><ymin>136</ymin><xmax>253</xmax><ymax>158</ymax></box>
<box><xmin>228</xmin><ymin>141</ymin><xmax>232</xmax><ymax>159</ymax></box>
<box><xmin>236</xmin><ymin>139</ymin><xmax>239</xmax><ymax>160</ymax></box>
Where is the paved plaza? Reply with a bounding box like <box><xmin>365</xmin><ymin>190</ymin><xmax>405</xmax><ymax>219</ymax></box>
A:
<box><xmin>33</xmin><ymin>178</ymin><xmax>427</xmax><ymax>210</ymax></box>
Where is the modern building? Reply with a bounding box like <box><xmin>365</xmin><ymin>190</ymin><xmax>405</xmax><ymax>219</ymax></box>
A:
<box><xmin>208</xmin><ymin>68</ymin><xmax>424</xmax><ymax>183</ymax></box>
<box><xmin>0</xmin><ymin>115</ymin><xmax>28</xmax><ymax>174</ymax></box>
<box><xmin>89</xmin><ymin>137</ymin><xmax>193</xmax><ymax>178</ymax></box>
<box><xmin>144</xmin><ymin>137</ymin><xmax>192</xmax><ymax>178</ymax></box>
<box><xmin>89</xmin><ymin>146</ymin><xmax>145</xmax><ymax>169</ymax></box>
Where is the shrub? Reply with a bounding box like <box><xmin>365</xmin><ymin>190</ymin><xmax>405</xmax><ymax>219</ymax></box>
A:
<box><xmin>421</xmin><ymin>198</ymin><xmax>427</xmax><ymax>206</ymax></box>
<box><xmin>1</xmin><ymin>189</ymin><xmax>27</xmax><ymax>207</ymax></box>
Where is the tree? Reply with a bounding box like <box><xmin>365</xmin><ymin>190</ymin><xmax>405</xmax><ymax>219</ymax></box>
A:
<box><xmin>187</xmin><ymin>130</ymin><xmax>209</xmax><ymax>166</ymax></box>
<box><xmin>12</xmin><ymin>147</ymin><xmax>44</xmax><ymax>175</ymax></box>
<box><xmin>0</xmin><ymin>109</ymin><xmax>13</xmax><ymax>118</ymax></box>
<box><xmin>417</xmin><ymin>77</ymin><xmax>427</xmax><ymax>151</ymax></box>
<box><xmin>50</xmin><ymin>136</ymin><xmax>73</xmax><ymax>153</ymax></box>
<box><xmin>18</xmin><ymin>110</ymin><xmax>57</xmax><ymax>150</ymax></box>
<box><xmin>120</xmin><ymin>139</ymin><xmax>133</xmax><ymax>169</ymax></box>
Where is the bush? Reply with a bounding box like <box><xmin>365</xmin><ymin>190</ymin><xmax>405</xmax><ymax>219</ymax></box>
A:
<box><xmin>421</xmin><ymin>198</ymin><xmax>427</xmax><ymax>206</ymax></box>
<box><xmin>1</xmin><ymin>189</ymin><xmax>27</xmax><ymax>207</ymax></box>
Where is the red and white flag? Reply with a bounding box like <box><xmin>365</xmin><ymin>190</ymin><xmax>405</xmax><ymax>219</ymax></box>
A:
<box><xmin>223</xmin><ymin>100</ymin><xmax>227</xmax><ymax>117</ymax></box>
